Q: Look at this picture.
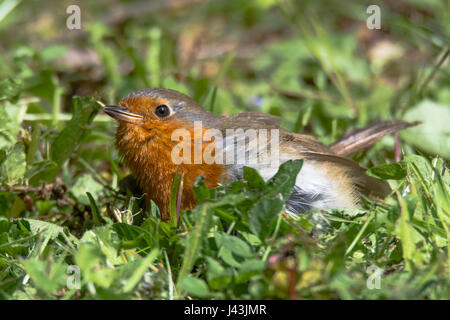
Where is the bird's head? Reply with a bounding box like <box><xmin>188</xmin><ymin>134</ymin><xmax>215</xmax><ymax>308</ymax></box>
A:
<box><xmin>103</xmin><ymin>88</ymin><xmax>227</xmax><ymax>220</ymax></box>
<box><xmin>103</xmin><ymin>88</ymin><xmax>219</xmax><ymax>151</ymax></box>
<box><xmin>104</xmin><ymin>88</ymin><xmax>218</xmax><ymax>129</ymax></box>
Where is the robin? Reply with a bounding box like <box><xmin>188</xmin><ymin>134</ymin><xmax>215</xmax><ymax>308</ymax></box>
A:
<box><xmin>103</xmin><ymin>88</ymin><xmax>416</xmax><ymax>221</ymax></box>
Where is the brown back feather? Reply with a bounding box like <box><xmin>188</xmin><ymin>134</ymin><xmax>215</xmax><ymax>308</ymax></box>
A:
<box><xmin>221</xmin><ymin>112</ymin><xmax>281</xmax><ymax>130</ymax></box>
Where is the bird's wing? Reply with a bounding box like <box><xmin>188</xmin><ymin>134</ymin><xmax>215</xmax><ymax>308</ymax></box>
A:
<box><xmin>281</xmin><ymin>131</ymin><xmax>332</xmax><ymax>154</ymax></box>
<box><xmin>280</xmin><ymin>131</ymin><xmax>391</xmax><ymax>198</ymax></box>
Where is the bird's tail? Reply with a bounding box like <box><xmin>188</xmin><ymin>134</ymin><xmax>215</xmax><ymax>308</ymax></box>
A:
<box><xmin>329</xmin><ymin>121</ymin><xmax>420</xmax><ymax>157</ymax></box>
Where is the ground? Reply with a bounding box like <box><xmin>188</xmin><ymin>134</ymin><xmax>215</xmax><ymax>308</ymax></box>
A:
<box><xmin>0</xmin><ymin>0</ymin><xmax>449</xmax><ymax>299</ymax></box>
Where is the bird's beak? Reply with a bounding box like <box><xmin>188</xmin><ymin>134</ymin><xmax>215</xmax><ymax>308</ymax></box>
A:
<box><xmin>103</xmin><ymin>105</ymin><xmax>144</xmax><ymax>124</ymax></box>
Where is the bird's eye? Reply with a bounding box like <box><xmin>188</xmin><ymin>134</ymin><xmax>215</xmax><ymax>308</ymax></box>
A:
<box><xmin>154</xmin><ymin>104</ymin><xmax>171</xmax><ymax>118</ymax></box>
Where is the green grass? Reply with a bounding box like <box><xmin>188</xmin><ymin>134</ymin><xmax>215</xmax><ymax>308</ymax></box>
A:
<box><xmin>0</xmin><ymin>0</ymin><xmax>449</xmax><ymax>299</ymax></box>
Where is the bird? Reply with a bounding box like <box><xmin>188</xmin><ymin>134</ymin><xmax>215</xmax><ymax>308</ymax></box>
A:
<box><xmin>103</xmin><ymin>88</ymin><xmax>417</xmax><ymax>221</ymax></box>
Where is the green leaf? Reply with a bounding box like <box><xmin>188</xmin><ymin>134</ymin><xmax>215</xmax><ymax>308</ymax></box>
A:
<box><xmin>0</xmin><ymin>106</ymin><xmax>16</xmax><ymax>149</ymax></box>
<box><xmin>243</xmin><ymin>166</ymin><xmax>265</xmax><ymax>189</ymax></box>
<box><xmin>49</xmin><ymin>96</ymin><xmax>100</xmax><ymax>180</ymax></box>
<box><xmin>177</xmin><ymin>204</ymin><xmax>212</xmax><ymax>287</ymax></box>
<box><xmin>249</xmin><ymin>197</ymin><xmax>284</xmax><ymax>240</ymax></box>
<box><xmin>71</xmin><ymin>174</ymin><xmax>103</xmax><ymax>206</ymax></box>
<box><xmin>206</xmin><ymin>257</ymin><xmax>232</xmax><ymax>290</ymax></box>
<box><xmin>169</xmin><ymin>172</ymin><xmax>182</xmax><ymax>226</ymax></box>
<box><xmin>214</xmin><ymin>232</ymin><xmax>253</xmax><ymax>258</ymax></box>
<box><xmin>113</xmin><ymin>223</ymin><xmax>156</xmax><ymax>250</ymax></box>
<box><xmin>25</xmin><ymin>160</ymin><xmax>57</xmax><ymax>186</ymax></box>
<box><xmin>80</xmin><ymin>225</ymin><xmax>121</xmax><ymax>265</ymax></box>
<box><xmin>24</xmin><ymin>218</ymin><xmax>64</xmax><ymax>239</ymax></box>
<box><xmin>264</xmin><ymin>159</ymin><xmax>303</xmax><ymax>199</ymax></box>
<box><xmin>367</xmin><ymin>161</ymin><xmax>407</xmax><ymax>180</ymax></box>
<box><xmin>235</xmin><ymin>259</ymin><xmax>265</xmax><ymax>283</ymax></box>
<box><xmin>401</xmin><ymin>100</ymin><xmax>450</xmax><ymax>158</ymax></box>
<box><xmin>179</xmin><ymin>276</ymin><xmax>211</xmax><ymax>298</ymax></box>
<box><xmin>117</xmin><ymin>249</ymin><xmax>159</xmax><ymax>293</ymax></box>
<box><xmin>193</xmin><ymin>176</ymin><xmax>210</xmax><ymax>203</ymax></box>
<box><xmin>404</xmin><ymin>155</ymin><xmax>433</xmax><ymax>183</ymax></box>
<box><xmin>0</xmin><ymin>142</ymin><xmax>26</xmax><ymax>185</ymax></box>
<box><xmin>23</xmin><ymin>218</ymin><xmax>67</xmax><ymax>255</ymax></box>
<box><xmin>395</xmin><ymin>194</ymin><xmax>420</xmax><ymax>270</ymax></box>
<box><xmin>0</xmin><ymin>78</ymin><xmax>21</xmax><ymax>102</ymax></box>
<box><xmin>87</xmin><ymin>192</ymin><xmax>103</xmax><ymax>226</ymax></box>
<box><xmin>75</xmin><ymin>243</ymin><xmax>115</xmax><ymax>288</ymax></box>
<box><xmin>22</xmin><ymin>258</ymin><xmax>67</xmax><ymax>294</ymax></box>
<box><xmin>218</xmin><ymin>247</ymin><xmax>243</xmax><ymax>268</ymax></box>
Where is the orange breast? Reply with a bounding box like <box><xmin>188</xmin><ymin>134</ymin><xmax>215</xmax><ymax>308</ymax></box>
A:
<box><xmin>115</xmin><ymin>120</ymin><xmax>227</xmax><ymax>221</ymax></box>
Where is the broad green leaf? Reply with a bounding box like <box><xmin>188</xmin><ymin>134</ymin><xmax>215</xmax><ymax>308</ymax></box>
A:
<box><xmin>22</xmin><ymin>258</ymin><xmax>67</xmax><ymax>293</ymax></box>
<box><xmin>243</xmin><ymin>166</ymin><xmax>265</xmax><ymax>189</ymax></box>
<box><xmin>264</xmin><ymin>159</ymin><xmax>303</xmax><ymax>199</ymax></box>
<box><xmin>49</xmin><ymin>96</ymin><xmax>100</xmax><ymax>179</ymax></box>
<box><xmin>209</xmin><ymin>193</ymin><xmax>249</xmax><ymax>209</ymax></box>
<box><xmin>249</xmin><ymin>197</ymin><xmax>284</xmax><ymax>240</ymax></box>
<box><xmin>71</xmin><ymin>174</ymin><xmax>103</xmax><ymax>206</ymax></box>
<box><xmin>25</xmin><ymin>160</ymin><xmax>57</xmax><ymax>186</ymax></box>
<box><xmin>23</xmin><ymin>218</ymin><xmax>66</xmax><ymax>255</ymax></box>
<box><xmin>116</xmin><ymin>249</ymin><xmax>159</xmax><ymax>293</ymax></box>
<box><xmin>404</xmin><ymin>155</ymin><xmax>433</xmax><ymax>184</ymax></box>
<box><xmin>24</xmin><ymin>218</ymin><xmax>64</xmax><ymax>239</ymax></box>
<box><xmin>235</xmin><ymin>259</ymin><xmax>265</xmax><ymax>283</ymax></box>
<box><xmin>214</xmin><ymin>232</ymin><xmax>253</xmax><ymax>258</ymax></box>
<box><xmin>0</xmin><ymin>106</ymin><xmax>16</xmax><ymax>149</ymax></box>
<box><xmin>218</xmin><ymin>247</ymin><xmax>243</xmax><ymax>268</ymax></box>
<box><xmin>113</xmin><ymin>223</ymin><xmax>156</xmax><ymax>250</ymax></box>
<box><xmin>179</xmin><ymin>276</ymin><xmax>211</xmax><ymax>298</ymax></box>
<box><xmin>86</xmin><ymin>192</ymin><xmax>102</xmax><ymax>226</ymax></box>
<box><xmin>193</xmin><ymin>176</ymin><xmax>210</xmax><ymax>203</ymax></box>
<box><xmin>0</xmin><ymin>143</ymin><xmax>26</xmax><ymax>184</ymax></box>
<box><xmin>81</xmin><ymin>225</ymin><xmax>121</xmax><ymax>265</ymax></box>
<box><xmin>401</xmin><ymin>100</ymin><xmax>450</xmax><ymax>158</ymax></box>
<box><xmin>367</xmin><ymin>161</ymin><xmax>407</xmax><ymax>180</ymax></box>
<box><xmin>75</xmin><ymin>243</ymin><xmax>115</xmax><ymax>288</ymax></box>
<box><xmin>206</xmin><ymin>257</ymin><xmax>232</xmax><ymax>290</ymax></box>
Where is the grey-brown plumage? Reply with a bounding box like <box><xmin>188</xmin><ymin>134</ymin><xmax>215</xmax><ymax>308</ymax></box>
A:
<box><xmin>220</xmin><ymin>112</ymin><xmax>415</xmax><ymax>200</ymax></box>
<box><xmin>105</xmin><ymin>88</ymin><xmax>419</xmax><ymax>217</ymax></box>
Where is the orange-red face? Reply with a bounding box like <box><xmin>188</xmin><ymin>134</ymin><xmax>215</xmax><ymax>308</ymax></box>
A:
<box><xmin>103</xmin><ymin>89</ymin><xmax>226</xmax><ymax>220</ymax></box>
<box><xmin>105</xmin><ymin>94</ymin><xmax>176</xmax><ymax>135</ymax></box>
<box><xmin>105</xmin><ymin>92</ymin><xmax>187</xmax><ymax>152</ymax></box>
<box><xmin>103</xmin><ymin>88</ymin><xmax>219</xmax><ymax>147</ymax></box>
<box><xmin>103</xmin><ymin>89</ymin><xmax>224</xmax><ymax>164</ymax></box>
